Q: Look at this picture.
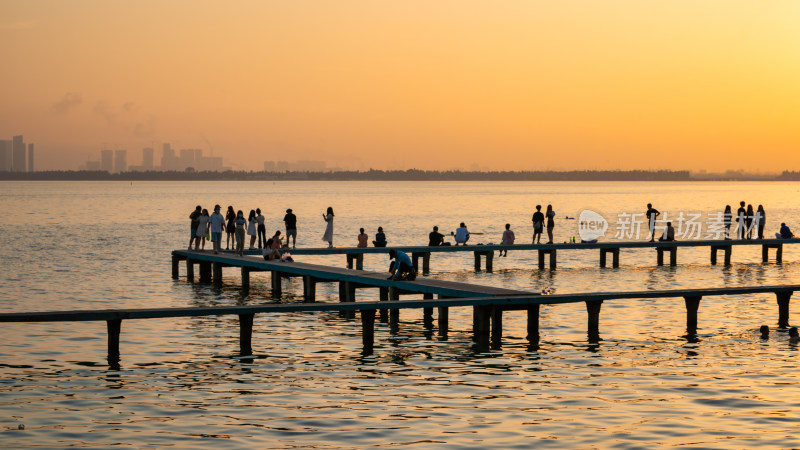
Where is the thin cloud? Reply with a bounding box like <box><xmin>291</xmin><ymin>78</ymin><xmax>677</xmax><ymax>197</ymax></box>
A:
<box><xmin>93</xmin><ymin>101</ymin><xmax>117</xmax><ymax>124</ymax></box>
<box><xmin>52</xmin><ymin>92</ymin><xmax>83</xmax><ymax>114</ymax></box>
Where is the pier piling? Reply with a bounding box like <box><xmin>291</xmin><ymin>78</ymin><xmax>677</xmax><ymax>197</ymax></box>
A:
<box><xmin>271</xmin><ymin>271</ymin><xmax>282</xmax><ymax>297</ymax></box>
<box><xmin>763</xmin><ymin>244</ymin><xmax>783</xmax><ymax>264</ymax></box>
<box><xmin>684</xmin><ymin>295</ymin><xmax>701</xmax><ymax>334</ymax></box>
<box><xmin>303</xmin><ymin>275</ymin><xmax>316</xmax><ymax>302</ymax></box>
<box><xmin>239</xmin><ymin>313</ymin><xmax>254</xmax><ymax>356</ymax></box>
<box><xmin>186</xmin><ymin>259</ymin><xmax>194</xmax><ymax>281</ymax></box>
<box><xmin>777</xmin><ymin>291</ymin><xmax>792</xmax><ymax>328</ymax></box>
<box><xmin>199</xmin><ymin>262</ymin><xmax>212</xmax><ymax>283</ymax></box>
<box><xmin>538</xmin><ymin>249</ymin><xmax>557</xmax><ymax>270</ymax></box>
<box><xmin>473</xmin><ymin>305</ymin><xmax>492</xmax><ymax>346</ymax></box>
<box><xmin>585</xmin><ymin>300</ymin><xmax>603</xmax><ymax>341</ymax></box>
<box><xmin>526</xmin><ymin>304</ymin><xmax>540</xmax><ymax>343</ymax></box>
<box><xmin>389</xmin><ymin>288</ymin><xmax>400</xmax><ymax>329</ymax></box>
<box><xmin>491</xmin><ymin>307</ymin><xmax>503</xmax><ymax>347</ymax></box>
<box><xmin>241</xmin><ymin>267</ymin><xmax>250</xmax><ymax>293</ymax></box>
<box><xmin>379</xmin><ymin>287</ymin><xmax>389</xmax><ymax>323</ymax></box>
<box><xmin>600</xmin><ymin>248</ymin><xmax>620</xmax><ymax>268</ymax></box>
<box><xmin>107</xmin><ymin>318</ymin><xmax>122</xmax><ymax>365</ymax></box>
<box><xmin>213</xmin><ymin>262</ymin><xmax>223</xmax><ymax>287</ymax></box>
<box><xmin>172</xmin><ymin>255</ymin><xmax>180</xmax><ymax>279</ymax></box>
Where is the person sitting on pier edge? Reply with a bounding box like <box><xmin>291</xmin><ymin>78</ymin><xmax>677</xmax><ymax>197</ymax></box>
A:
<box><xmin>209</xmin><ymin>205</ymin><xmax>226</xmax><ymax>255</ymax></box>
<box><xmin>532</xmin><ymin>205</ymin><xmax>544</xmax><ymax>244</ymax></box>
<box><xmin>263</xmin><ymin>231</ymin><xmax>283</xmax><ymax>260</ymax></box>
<box><xmin>500</xmin><ymin>223</ymin><xmax>514</xmax><ymax>256</ymax></box>
<box><xmin>357</xmin><ymin>228</ymin><xmax>368</xmax><ymax>248</ymax></box>
<box><xmin>189</xmin><ymin>205</ymin><xmax>202</xmax><ymax>250</ymax></box>
<box><xmin>777</xmin><ymin>223</ymin><xmax>795</xmax><ymax>239</ymax></box>
<box><xmin>646</xmin><ymin>203</ymin><xmax>660</xmax><ymax>242</ymax></box>
<box><xmin>658</xmin><ymin>221</ymin><xmax>675</xmax><ymax>242</ymax></box>
<box><xmin>387</xmin><ymin>249</ymin><xmax>415</xmax><ymax>281</ymax></box>
<box><xmin>373</xmin><ymin>227</ymin><xmax>387</xmax><ymax>247</ymax></box>
<box><xmin>454</xmin><ymin>223</ymin><xmax>470</xmax><ymax>246</ymax></box>
<box><xmin>429</xmin><ymin>226</ymin><xmax>444</xmax><ymax>246</ymax></box>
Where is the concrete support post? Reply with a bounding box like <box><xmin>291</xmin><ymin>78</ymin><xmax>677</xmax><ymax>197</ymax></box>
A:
<box><xmin>172</xmin><ymin>255</ymin><xmax>180</xmax><ymax>279</ymax></box>
<box><xmin>423</xmin><ymin>293</ymin><xmax>434</xmax><ymax>329</ymax></box>
<box><xmin>585</xmin><ymin>300</ymin><xmax>603</xmax><ymax>342</ymax></box>
<box><xmin>212</xmin><ymin>262</ymin><xmax>223</xmax><ymax>287</ymax></box>
<box><xmin>474</xmin><ymin>252</ymin><xmax>481</xmax><ymax>271</ymax></box>
<box><xmin>107</xmin><ymin>318</ymin><xmax>122</xmax><ymax>367</ymax></box>
<box><xmin>473</xmin><ymin>305</ymin><xmax>491</xmax><ymax>345</ymax></box>
<box><xmin>491</xmin><ymin>307</ymin><xmax>503</xmax><ymax>347</ymax></box>
<box><xmin>527</xmin><ymin>304</ymin><xmax>540</xmax><ymax>344</ymax></box>
<box><xmin>485</xmin><ymin>251</ymin><xmax>494</xmax><ymax>273</ymax></box>
<box><xmin>389</xmin><ymin>288</ymin><xmax>400</xmax><ymax>329</ymax></box>
<box><xmin>186</xmin><ymin>259</ymin><xmax>194</xmax><ymax>281</ymax></box>
<box><xmin>199</xmin><ymin>262</ymin><xmax>212</xmax><ymax>283</ymax></box>
<box><xmin>777</xmin><ymin>291</ymin><xmax>793</xmax><ymax>329</ymax></box>
<box><xmin>271</xmin><ymin>271</ymin><xmax>282</xmax><ymax>298</ymax></box>
<box><xmin>303</xmin><ymin>275</ymin><xmax>316</xmax><ymax>302</ymax></box>
<box><xmin>241</xmin><ymin>267</ymin><xmax>250</xmax><ymax>293</ymax></box>
<box><xmin>684</xmin><ymin>295</ymin><xmax>701</xmax><ymax>334</ymax></box>
<box><xmin>361</xmin><ymin>309</ymin><xmax>376</xmax><ymax>352</ymax></box>
<box><xmin>239</xmin><ymin>313</ymin><xmax>254</xmax><ymax>356</ymax></box>
<box><xmin>422</xmin><ymin>253</ymin><xmax>431</xmax><ymax>274</ymax></box>
<box><xmin>379</xmin><ymin>287</ymin><xmax>389</xmax><ymax>323</ymax></box>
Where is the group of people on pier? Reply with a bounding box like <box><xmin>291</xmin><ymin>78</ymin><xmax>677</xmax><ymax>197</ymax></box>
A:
<box><xmin>189</xmin><ymin>204</ymin><xmax>298</xmax><ymax>256</ymax></box>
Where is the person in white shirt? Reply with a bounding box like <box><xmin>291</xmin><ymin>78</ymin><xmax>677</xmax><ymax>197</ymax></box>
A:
<box><xmin>208</xmin><ymin>205</ymin><xmax>226</xmax><ymax>254</ymax></box>
<box><xmin>454</xmin><ymin>223</ymin><xmax>470</xmax><ymax>246</ymax></box>
<box><xmin>195</xmin><ymin>209</ymin><xmax>209</xmax><ymax>250</ymax></box>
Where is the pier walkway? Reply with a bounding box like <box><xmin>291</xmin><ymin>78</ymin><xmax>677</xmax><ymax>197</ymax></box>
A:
<box><xmin>1</xmin><ymin>284</ymin><xmax>796</xmax><ymax>366</ymax></box>
<box><xmin>223</xmin><ymin>238</ymin><xmax>800</xmax><ymax>271</ymax></box>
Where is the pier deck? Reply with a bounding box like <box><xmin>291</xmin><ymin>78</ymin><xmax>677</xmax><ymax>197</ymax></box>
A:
<box><xmin>219</xmin><ymin>238</ymin><xmax>800</xmax><ymax>271</ymax></box>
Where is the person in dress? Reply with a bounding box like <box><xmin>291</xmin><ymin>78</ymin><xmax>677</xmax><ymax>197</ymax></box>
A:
<box><xmin>235</xmin><ymin>210</ymin><xmax>247</xmax><ymax>256</ymax></box>
<box><xmin>373</xmin><ymin>227</ymin><xmax>387</xmax><ymax>247</ymax></box>
<box><xmin>322</xmin><ymin>207</ymin><xmax>334</xmax><ymax>248</ymax></box>
<box><xmin>746</xmin><ymin>204</ymin><xmax>754</xmax><ymax>239</ymax></box>
<box><xmin>500</xmin><ymin>223</ymin><xmax>514</xmax><ymax>256</ymax></box>
<box><xmin>247</xmin><ymin>209</ymin><xmax>257</xmax><ymax>249</ymax></box>
<box><xmin>225</xmin><ymin>206</ymin><xmax>236</xmax><ymax>250</ymax></box>
<box><xmin>209</xmin><ymin>205</ymin><xmax>226</xmax><ymax>254</ymax></box>
<box><xmin>546</xmin><ymin>204</ymin><xmax>556</xmax><ymax>244</ymax></box>
<box><xmin>723</xmin><ymin>205</ymin><xmax>732</xmax><ymax>240</ymax></box>
<box><xmin>756</xmin><ymin>205</ymin><xmax>766</xmax><ymax>240</ymax></box>
<box><xmin>256</xmin><ymin>208</ymin><xmax>266</xmax><ymax>249</ymax></box>
<box><xmin>195</xmin><ymin>208</ymin><xmax>209</xmax><ymax>250</ymax></box>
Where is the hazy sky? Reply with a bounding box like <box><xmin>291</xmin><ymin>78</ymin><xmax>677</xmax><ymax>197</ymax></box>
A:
<box><xmin>2</xmin><ymin>1</ymin><xmax>799</xmax><ymax>171</ymax></box>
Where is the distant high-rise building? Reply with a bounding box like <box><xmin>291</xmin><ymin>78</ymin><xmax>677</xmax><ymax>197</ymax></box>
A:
<box><xmin>264</xmin><ymin>161</ymin><xmax>276</xmax><ymax>172</ymax></box>
<box><xmin>294</xmin><ymin>160</ymin><xmax>326</xmax><ymax>171</ymax></box>
<box><xmin>114</xmin><ymin>150</ymin><xmax>127</xmax><ymax>173</ymax></box>
<box><xmin>0</xmin><ymin>140</ymin><xmax>11</xmax><ymax>171</ymax></box>
<box><xmin>179</xmin><ymin>149</ymin><xmax>195</xmax><ymax>170</ymax></box>
<box><xmin>161</xmin><ymin>143</ymin><xmax>177</xmax><ymax>170</ymax></box>
<box><xmin>142</xmin><ymin>147</ymin><xmax>154</xmax><ymax>170</ymax></box>
<box><xmin>12</xmin><ymin>135</ymin><xmax>25</xmax><ymax>172</ymax></box>
<box><xmin>101</xmin><ymin>150</ymin><xmax>113</xmax><ymax>172</ymax></box>
<box><xmin>276</xmin><ymin>161</ymin><xmax>289</xmax><ymax>171</ymax></box>
<box><xmin>27</xmin><ymin>144</ymin><xmax>34</xmax><ymax>172</ymax></box>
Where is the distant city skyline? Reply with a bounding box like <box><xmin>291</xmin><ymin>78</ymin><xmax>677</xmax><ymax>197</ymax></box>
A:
<box><xmin>0</xmin><ymin>135</ymin><xmax>34</xmax><ymax>172</ymax></box>
<box><xmin>2</xmin><ymin>2</ymin><xmax>800</xmax><ymax>172</ymax></box>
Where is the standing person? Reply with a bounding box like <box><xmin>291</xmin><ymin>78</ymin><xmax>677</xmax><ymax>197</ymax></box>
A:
<box><xmin>646</xmin><ymin>203</ymin><xmax>660</xmax><ymax>242</ymax></box>
<box><xmin>195</xmin><ymin>208</ymin><xmax>209</xmax><ymax>250</ymax></box>
<box><xmin>723</xmin><ymin>205</ymin><xmax>732</xmax><ymax>240</ymax></box>
<box><xmin>247</xmin><ymin>209</ymin><xmax>257</xmax><ymax>249</ymax></box>
<box><xmin>428</xmin><ymin>226</ymin><xmax>444</xmax><ymax>246</ymax></box>
<box><xmin>235</xmin><ymin>210</ymin><xmax>247</xmax><ymax>256</ymax></box>
<box><xmin>225</xmin><ymin>206</ymin><xmax>236</xmax><ymax>250</ymax></box>
<box><xmin>283</xmin><ymin>208</ymin><xmax>297</xmax><ymax>249</ymax></box>
<box><xmin>189</xmin><ymin>205</ymin><xmax>202</xmax><ymax>250</ymax></box>
<box><xmin>209</xmin><ymin>205</ymin><xmax>226</xmax><ymax>254</ymax></box>
<box><xmin>322</xmin><ymin>207</ymin><xmax>334</xmax><ymax>248</ymax></box>
<box><xmin>756</xmin><ymin>205</ymin><xmax>766</xmax><ymax>240</ymax></box>
<box><xmin>745</xmin><ymin>204</ymin><xmax>755</xmax><ymax>239</ymax></box>
<box><xmin>500</xmin><ymin>223</ymin><xmax>515</xmax><ymax>256</ymax></box>
<box><xmin>357</xmin><ymin>228</ymin><xmax>369</xmax><ymax>248</ymax></box>
<box><xmin>255</xmin><ymin>208</ymin><xmax>266</xmax><ymax>249</ymax></box>
<box><xmin>546</xmin><ymin>204</ymin><xmax>556</xmax><ymax>244</ymax></box>
<box><xmin>531</xmin><ymin>205</ymin><xmax>545</xmax><ymax>244</ymax></box>
<box><xmin>373</xmin><ymin>227</ymin><xmax>387</xmax><ymax>247</ymax></box>
<box><xmin>454</xmin><ymin>223</ymin><xmax>470</xmax><ymax>246</ymax></box>
<box><xmin>736</xmin><ymin>201</ymin><xmax>747</xmax><ymax>239</ymax></box>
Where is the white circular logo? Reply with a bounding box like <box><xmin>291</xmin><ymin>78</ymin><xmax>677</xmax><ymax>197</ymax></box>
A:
<box><xmin>578</xmin><ymin>210</ymin><xmax>608</xmax><ymax>241</ymax></box>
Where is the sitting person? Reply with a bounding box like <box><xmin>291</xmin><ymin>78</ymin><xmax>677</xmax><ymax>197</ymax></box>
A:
<box><xmin>428</xmin><ymin>226</ymin><xmax>444</xmax><ymax>246</ymax></box>
<box><xmin>658</xmin><ymin>221</ymin><xmax>675</xmax><ymax>241</ymax></box>
<box><xmin>357</xmin><ymin>228</ymin><xmax>368</xmax><ymax>248</ymax></box>
<box><xmin>500</xmin><ymin>223</ymin><xmax>514</xmax><ymax>256</ymax></box>
<box><xmin>262</xmin><ymin>231</ymin><xmax>283</xmax><ymax>260</ymax></box>
<box><xmin>777</xmin><ymin>223</ymin><xmax>795</xmax><ymax>239</ymax></box>
<box><xmin>373</xmin><ymin>226</ymin><xmax>387</xmax><ymax>247</ymax></box>
<box><xmin>453</xmin><ymin>222</ymin><xmax>470</xmax><ymax>246</ymax></box>
<box><xmin>387</xmin><ymin>249</ymin><xmax>415</xmax><ymax>280</ymax></box>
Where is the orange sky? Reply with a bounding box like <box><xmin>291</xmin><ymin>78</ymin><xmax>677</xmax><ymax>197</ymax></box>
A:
<box><xmin>1</xmin><ymin>1</ymin><xmax>799</xmax><ymax>171</ymax></box>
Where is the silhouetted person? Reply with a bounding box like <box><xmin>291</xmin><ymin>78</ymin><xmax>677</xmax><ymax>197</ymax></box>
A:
<box><xmin>189</xmin><ymin>205</ymin><xmax>202</xmax><ymax>250</ymax></box>
<box><xmin>454</xmin><ymin>223</ymin><xmax>470</xmax><ymax>245</ymax></box>
<box><xmin>283</xmin><ymin>208</ymin><xmax>297</xmax><ymax>249</ymax></box>
<box><xmin>256</xmin><ymin>208</ymin><xmax>266</xmax><ymax>248</ymax></box>
<box><xmin>322</xmin><ymin>206</ymin><xmax>334</xmax><ymax>248</ymax></box>
<box><xmin>658</xmin><ymin>221</ymin><xmax>675</xmax><ymax>241</ymax></box>
<box><xmin>723</xmin><ymin>205</ymin><xmax>732</xmax><ymax>240</ymax></box>
<box><xmin>646</xmin><ymin>203</ymin><xmax>660</xmax><ymax>242</ymax></box>
<box><xmin>428</xmin><ymin>226</ymin><xmax>444</xmax><ymax>246</ymax></box>
<box><xmin>532</xmin><ymin>205</ymin><xmax>544</xmax><ymax>244</ymax></box>
<box><xmin>225</xmin><ymin>206</ymin><xmax>236</xmax><ymax>250</ymax></box>
<box><xmin>209</xmin><ymin>205</ymin><xmax>226</xmax><ymax>254</ymax></box>
<box><xmin>373</xmin><ymin>226</ymin><xmax>387</xmax><ymax>247</ymax></box>
<box><xmin>736</xmin><ymin>201</ymin><xmax>746</xmax><ymax>239</ymax></box>
<box><xmin>746</xmin><ymin>204</ymin><xmax>754</xmax><ymax>239</ymax></box>
<box><xmin>756</xmin><ymin>205</ymin><xmax>765</xmax><ymax>239</ymax></box>
<box><xmin>777</xmin><ymin>223</ymin><xmax>795</xmax><ymax>239</ymax></box>
<box><xmin>357</xmin><ymin>227</ymin><xmax>368</xmax><ymax>248</ymax></box>
<box><xmin>500</xmin><ymin>223</ymin><xmax>515</xmax><ymax>256</ymax></box>
<box><xmin>760</xmin><ymin>325</ymin><xmax>770</xmax><ymax>339</ymax></box>
<box><xmin>546</xmin><ymin>204</ymin><xmax>555</xmax><ymax>244</ymax></box>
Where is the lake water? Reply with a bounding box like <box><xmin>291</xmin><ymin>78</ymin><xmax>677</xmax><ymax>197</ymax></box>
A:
<box><xmin>2</xmin><ymin>180</ymin><xmax>800</xmax><ymax>448</ymax></box>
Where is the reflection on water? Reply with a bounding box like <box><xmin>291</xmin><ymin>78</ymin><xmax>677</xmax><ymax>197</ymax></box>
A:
<box><xmin>2</xmin><ymin>181</ymin><xmax>800</xmax><ymax>447</ymax></box>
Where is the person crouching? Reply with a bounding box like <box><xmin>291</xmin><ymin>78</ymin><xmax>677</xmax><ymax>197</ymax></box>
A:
<box><xmin>388</xmin><ymin>249</ymin><xmax>416</xmax><ymax>281</ymax></box>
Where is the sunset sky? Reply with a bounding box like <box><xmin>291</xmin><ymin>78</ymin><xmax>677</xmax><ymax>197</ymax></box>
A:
<box><xmin>1</xmin><ymin>1</ymin><xmax>799</xmax><ymax>172</ymax></box>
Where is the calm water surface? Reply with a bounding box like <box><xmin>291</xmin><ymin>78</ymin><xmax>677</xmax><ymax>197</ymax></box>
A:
<box><xmin>2</xmin><ymin>181</ymin><xmax>800</xmax><ymax>448</ymax></box>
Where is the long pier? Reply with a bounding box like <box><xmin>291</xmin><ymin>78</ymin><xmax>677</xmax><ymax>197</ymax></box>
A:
<box><xmin>221</xmin><ymin>238</ymin><xmax>800</xmax><ymax>272</ymax></box>
<box><xmin>1</xmin><ymin>284</ymin><xmax>796</xmax><ymax>366</ymax></box>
